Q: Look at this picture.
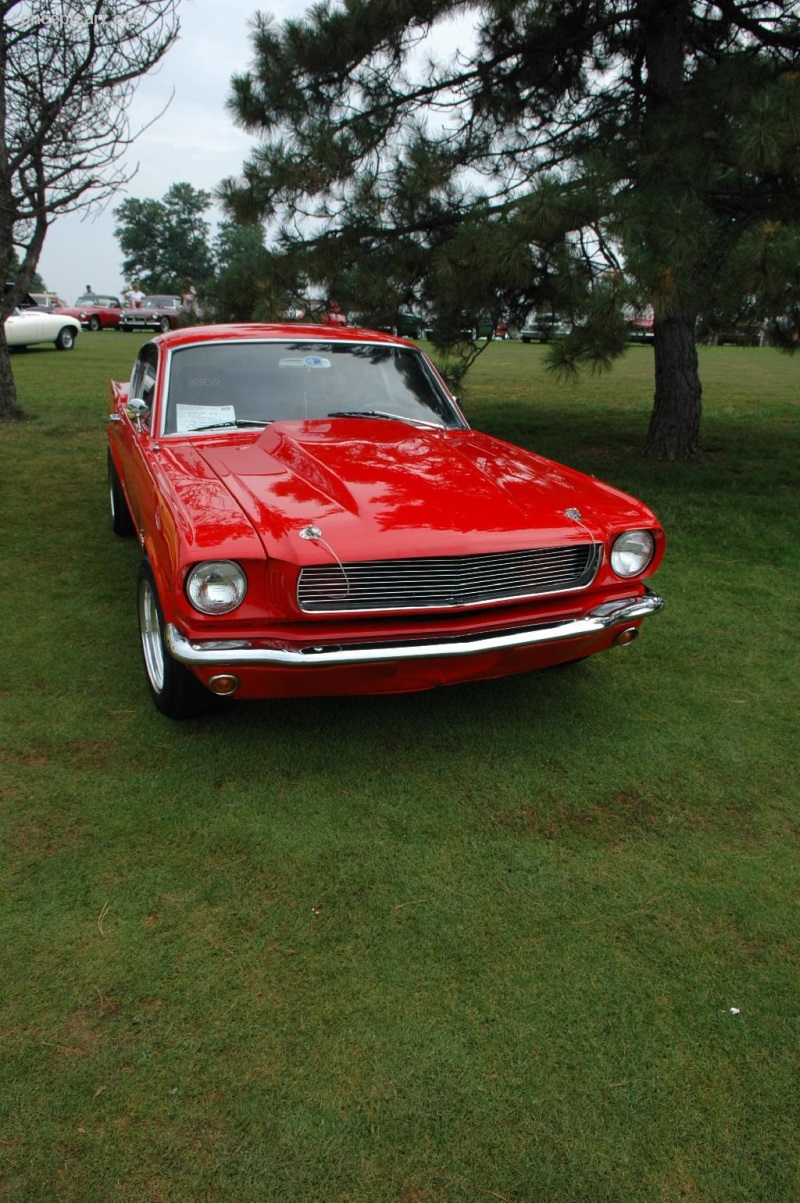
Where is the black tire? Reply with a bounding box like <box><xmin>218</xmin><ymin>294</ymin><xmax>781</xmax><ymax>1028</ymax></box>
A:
<box><xmin>137</xmin><ymin>562</ymin><xmax>208</xmax><ymax>719</ymax></box>
<box><xmin>88</xmin><ymin>315</ymin><xmax>101</xmax><ymax>331</ymax></box>
<box><xmin>108</xmin><ymin>451</ymin><xmax>136</xmax><ymax>537</ymax></box>
<box><xmin>55</xmin><ymin>326</ymin><xmax>77</xmax><ymax>350</ymax></box>
<box><xmin>158</xmin><ymin>315</ymin><xmax>171</xmax><ymax>332</ymax></box>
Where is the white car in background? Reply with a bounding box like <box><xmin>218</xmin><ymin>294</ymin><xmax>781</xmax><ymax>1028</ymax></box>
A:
<box><xmin>4</xmin><ymin>294</ymin><xmax>81</xmax><ymax>350</ymax></box>
<box><xmin>29</xmin><ymin>292</ymin><xmax>68</xmax><ymax>311</ymax></box>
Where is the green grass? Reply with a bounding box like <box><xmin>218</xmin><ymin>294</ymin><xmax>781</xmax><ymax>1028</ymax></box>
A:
<box><xmin>1</xmin><ymin>333</ymin><xmax>798</xmax><ymax>1202</ymax></box>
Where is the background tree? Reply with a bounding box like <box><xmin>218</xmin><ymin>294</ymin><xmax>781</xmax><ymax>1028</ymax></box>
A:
<box><xmin>7</xmin><ymin>249</ymin><xmax>45</xmax><ymax>293</ymax></box>
<box><xmin>0</xmin><ymin>0</ymin><xmax>179</xmax><ymax>419</ymax></box>
<box><xmin>221</xmin><ymin>0</ymin><xmax>800</xmax><ymax>460</ymax></box>
<box><xmin>200</xmin><ymin>220</ymin><xmax>297</xmax><ymax>323</ymax></box>
<box><xmin>114</xmin><ymin>182</ymin><xmax>215</xmax><ymax>295</ymax></box>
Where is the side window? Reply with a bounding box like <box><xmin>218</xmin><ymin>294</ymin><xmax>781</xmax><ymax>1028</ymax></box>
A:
<box><xmin>128</xmin><ymin>344</ymin><xmax>158</xmax><ymax>425</ymax></box>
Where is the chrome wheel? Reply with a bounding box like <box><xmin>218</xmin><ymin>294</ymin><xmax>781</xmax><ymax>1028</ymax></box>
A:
<box><xmin>55</xmin><ymin>326</ymin><xmax>76</xmax><ymax>350</ymax></box>
<box><xmin>136</xmin><ymin>562</ymin><xmax>208</xmax><ymax>718</ymax></box>
<box><xmin>139</xmin><ymin>576</ymin><xmax>165</xmax><ymax>692</ymax></box>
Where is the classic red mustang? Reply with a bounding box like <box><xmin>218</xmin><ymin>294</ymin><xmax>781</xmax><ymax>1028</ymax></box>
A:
<box><xmin>107</xmin><ymin>323</ymin><xmax>665</xmax><ymax>718</ymax></box>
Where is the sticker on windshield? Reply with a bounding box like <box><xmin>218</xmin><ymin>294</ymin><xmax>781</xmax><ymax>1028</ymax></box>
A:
<box><xmin>176</xmin><ymin>404</ymin><xmax>236</xmax><ymax>431</ymax></box>
<box><xmin>278</xmin><ymin>356</ymin><xmax>331</xmax><ymax>369</ymax></box>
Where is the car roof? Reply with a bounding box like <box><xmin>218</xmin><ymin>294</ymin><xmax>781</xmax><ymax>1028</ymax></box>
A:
<box><xmin>150</xmin><ymin>322</ymin><xmax>418</xmax><ymax>351</ymax></box>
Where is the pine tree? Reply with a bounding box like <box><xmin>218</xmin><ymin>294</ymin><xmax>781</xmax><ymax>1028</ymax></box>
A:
<box><xmin>221</xmin><ymin>0</ymin><xmax>800</xmax><ymax>460</ymax></box>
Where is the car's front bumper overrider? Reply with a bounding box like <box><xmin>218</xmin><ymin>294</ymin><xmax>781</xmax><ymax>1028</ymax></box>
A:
<box><xmin>165</xmin><ymin>590</ymin><xmax>664</xmax><ymax>669</ymax></box>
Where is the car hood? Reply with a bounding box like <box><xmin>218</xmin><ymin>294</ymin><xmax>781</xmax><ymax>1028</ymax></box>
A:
<box><xmin>184</xmin><ymin>418</ymin><xmax>655</xmax><ymax>561</ymax></box>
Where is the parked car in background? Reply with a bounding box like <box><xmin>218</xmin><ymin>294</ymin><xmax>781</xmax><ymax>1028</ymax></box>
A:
<box><xmin>107</xmin><ymin>321</ymin><xmax>666</xmax><ymax>718</ymax></box>
<box><xmin>696</xmin><ymin>304</ymin><xmax>764</xmax><ymax>346</ymax></box>
<box><xmin>30</xmin><ymin>292</ymin><xmax>68</xmax><ymax>311</ymax></box>
<box><xmin>119</xmin><ymin>294</ymin><xmax>184</xmax><ymax>333</ymax></box>
<box><xmin>521</xmin><ymin>314</ymin><xmax>571</xmax><ymax>343</ymax></box>
<box><xmin>285</xmin><ymin>301</ymin><xmax>349</xmax><ymax>327</ymax></box>
<box><xmin>706</xmin><ymin>325</ymin><xmax>761</xmax><ymax>347</ymax></box>
<box><xmin>626</xmin><ymin>311</ymin><xmax>655</xmax><ymax>344</ymax></box>
<box><xmin>348</xmin><ymin>311</ymin><xmax>427</xmax><ymax>338</ymax></box>
<box><xmin>475</xmin><ymin>317</ymin><xmax>509</xmax><ymax>339</ymax></box>
<box><xmin>422</xmin><ymin>319</ymin><xmax>479</xmax><ymax>341</ymax></box>
<box><xmin>54</xmin><ymin>293</ymin><xmax>124</xmax><ymax>330</ymax></box>
<box><xmin>5</xmin><ymin>294</ymin><xmax>80</xmax><ymax>350</ymax></box>
<box><xmin>396</xmin><ymin>311</ymin><xmax>426</xmax><ymax>339</ymax></box>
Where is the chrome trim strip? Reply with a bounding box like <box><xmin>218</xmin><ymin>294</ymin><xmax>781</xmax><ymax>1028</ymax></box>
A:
<box><xmin>165</xmin><ymin>590</ymin><xmax>664</xmax><ymax>669</ymax></box>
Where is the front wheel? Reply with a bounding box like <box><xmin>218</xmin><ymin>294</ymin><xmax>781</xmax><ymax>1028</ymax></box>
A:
<box><xmin>55</xmin><ymin>326</ymin><xmax>77</xmax><ymax>350</ymax></box>
<box><xmin>158</xmin><ymin>316</ymin><xmax>171</xmax><ymax>332</ymax></box>
<box><xmin>137</xmin><ymin>562</ymin><xmax>209</xmax><ymax>719</ymax></box>
<box><xmin>88</xmin><ymin>315</ymin><xmax>101</xmax><ymax>331</ymax></box>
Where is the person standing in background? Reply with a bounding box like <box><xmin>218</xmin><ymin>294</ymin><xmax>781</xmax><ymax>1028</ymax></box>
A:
<box><xmin>128</xmin><ymin>282</ymin><xmax>145</xmax><ymax>308</ymax></box>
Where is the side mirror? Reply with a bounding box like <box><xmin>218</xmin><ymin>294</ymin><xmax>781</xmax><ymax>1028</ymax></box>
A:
<box><xmin>126</xmin><ymin>398</ymin><xmax>150</xmax><ymax>429</ymax></box>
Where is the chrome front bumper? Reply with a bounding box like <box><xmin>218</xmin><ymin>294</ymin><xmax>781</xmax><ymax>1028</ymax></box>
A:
<box><xmin>165</xmin><ymin>590</ymin><xmax>664</xmax><ymax>669</ymax></box>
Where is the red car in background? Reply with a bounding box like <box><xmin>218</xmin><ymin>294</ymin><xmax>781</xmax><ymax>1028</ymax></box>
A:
<box><xmin>119</xmin><ymin>294</ymin><xmax>184</xmax><ymax>333</ymax></box>
<box><xmin>625</xmin><ymin>308</ymin><xmax>655</xmax><ymax>344</ymax></box>
<box><xmin>54</xmin><ymin>293</ymin><xmax>124</xmax><ymax>330</ymax></box>
<box><xmin>107</xmin><ymin>322</ymin><xmax>666</xmax><ymax>718</ymax></box>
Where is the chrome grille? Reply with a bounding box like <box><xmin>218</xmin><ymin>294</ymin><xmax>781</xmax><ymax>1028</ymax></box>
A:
<box><xmin>297</xmin><ymin>544</ymin><xmax>601</xmax><ymax>613</ymax></box>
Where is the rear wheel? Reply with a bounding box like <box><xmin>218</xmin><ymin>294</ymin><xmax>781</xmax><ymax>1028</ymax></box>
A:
<box><xmin>55</xmin><ymin>326</ymin><xmax>76</xmax><ymax>350</ymax></box>
<box><xmin>137</xmin><ymin>562</ymin><xmax>208</xmax><ymax>719</ymax></box>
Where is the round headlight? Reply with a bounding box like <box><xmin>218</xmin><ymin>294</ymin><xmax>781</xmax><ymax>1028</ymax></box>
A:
<box><xmin>610</xmin><ymin>530</ymin><xmax>655</xmax><ymax>578</ymax></box>
<box><xmin>185</xmin><ymin>561</ymin><xmax>247</xmax><ymax>614</ymax></box>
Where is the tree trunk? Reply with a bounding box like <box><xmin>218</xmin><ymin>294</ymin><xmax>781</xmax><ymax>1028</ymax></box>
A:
<box><xmin>642</xmin><ymin>310</ymin><xmax>702</xmax><ymax>460</ymax></box>
<box><xmin>0</xmin><ymin>327</ymin><xmax>22</xmax><ymax>421</ymax></box>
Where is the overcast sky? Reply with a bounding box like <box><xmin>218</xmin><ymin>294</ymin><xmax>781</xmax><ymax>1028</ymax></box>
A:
<box><xmin>37</xmin><ymin>0</ymin><xmax>303</xmax><ymax>303</ymax></box>
<box><xmin>37</xmin><ymin>0</ymin><xmax>471</xmax><ymax>304</ymax></box>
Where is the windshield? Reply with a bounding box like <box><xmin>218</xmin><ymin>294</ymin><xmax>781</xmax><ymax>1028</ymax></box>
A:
<box><xmin>162</xmin><ymin>340</ymin><xmax>465</xmax><ymax>436</ymax></box>
<box><xmin>143</xmin><ymin>296</ymin><xmax>180</xmax><ymax>308</ymax></box>
<box><xmin>76</xmin><ymin>295</ymin><xmax>116</xmax><ymax>306</ymax></box>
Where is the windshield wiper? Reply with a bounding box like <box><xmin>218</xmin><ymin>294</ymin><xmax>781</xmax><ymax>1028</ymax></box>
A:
<box><xmin>326</xmin><ymin>409</ymin><xmax>442</xmax><ymax>428</ymax></box>
<box><xmin>189</xmin><ymin>419</ymin><xmax>268</xmax><ymax>432</ymax></box>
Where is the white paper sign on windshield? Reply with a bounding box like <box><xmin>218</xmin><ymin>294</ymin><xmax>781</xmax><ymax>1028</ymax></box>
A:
<box><xmin>175</xmin><ymin>404</ymin><xmax>236</xmax><ymax>432</ymax></box>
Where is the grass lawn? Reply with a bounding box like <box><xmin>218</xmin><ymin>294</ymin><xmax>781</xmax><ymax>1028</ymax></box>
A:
<box><xmin>1</xmin><ymin>332</ymin><xmax>798</xmax><ymax>1202</ymax></box>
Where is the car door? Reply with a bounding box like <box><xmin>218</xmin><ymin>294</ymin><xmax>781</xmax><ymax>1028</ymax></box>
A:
<box><xmin>112</xmin><ymin>344</ymin><xmax>160</xmax><ymax>535</ymax></box>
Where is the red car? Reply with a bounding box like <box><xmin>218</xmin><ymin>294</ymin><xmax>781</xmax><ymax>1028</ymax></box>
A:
<box><xmin>54</xmin><ymin>293</ymin><xmax>124</xmax><ymax>330</ymax></box>
<box><xmin>107</xmin><ymin>323</ymin><xmax>665</xmax><ymax>718</ymax></box>
<box><xmin>118</xmin><ymin>294</ymin><xmax>184</xmax><ymax>333</ymax></box>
